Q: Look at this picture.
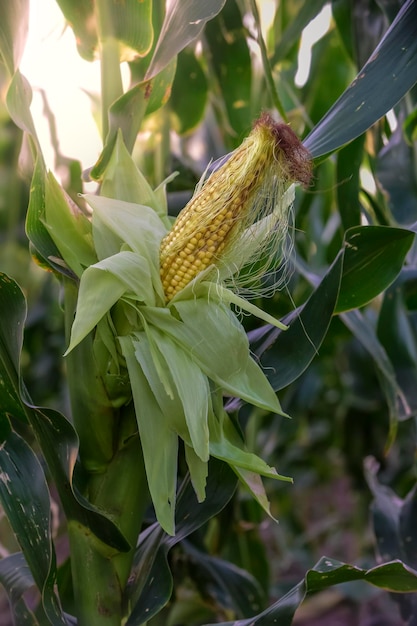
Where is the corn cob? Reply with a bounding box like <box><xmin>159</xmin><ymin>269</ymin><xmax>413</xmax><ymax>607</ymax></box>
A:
<box><xmin>160</xmin><ymin>113</ymin><xmax>311</xmax><ymax>301</ymax></box>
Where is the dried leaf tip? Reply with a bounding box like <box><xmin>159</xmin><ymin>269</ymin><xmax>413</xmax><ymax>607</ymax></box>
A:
<box><xmin>160</xmin><ymin>113</ymin><xmax>311</xmax><ymax>301</ymax></box>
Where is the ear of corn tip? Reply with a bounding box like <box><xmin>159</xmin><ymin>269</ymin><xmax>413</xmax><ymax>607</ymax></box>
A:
<box><xmin>160</xmin><ymin>113</ymin><xmax>311</xmax><ymax>301</ymax></box>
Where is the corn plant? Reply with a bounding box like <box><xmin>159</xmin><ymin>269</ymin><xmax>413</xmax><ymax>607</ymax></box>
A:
<box><xmin>1</xmin><ymin>1</ymin><xmax>417</xmax><ymax>625</ymax></box>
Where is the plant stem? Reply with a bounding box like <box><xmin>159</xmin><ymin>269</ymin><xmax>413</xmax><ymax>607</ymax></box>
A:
<box><xmin>87</xmin><ymin>408</ymin><xmax>150</xmax><ymax>590</ymax></box>
<box><xmin>96</xmin><ymin>0</ymin><xmax>124</xmax><ymax>140</ymax></box>
<box><xmin>249</xmin><ymin>0</ymin><xmax>288</xmax><ymax>122</ymax></box>
<box><xmin>63</xmin><ymin>278</ymin><xmax>116</xmax><ymax>471</ymax></box>
<box><xmin>68</xmin><ymin>427</ymin><xmax>149</xmax><ymax>625</ymax></box>
<box><xmin>64</xmin><ymin>278</ymin><xmax>150</xmax><ymax>622</ymax></box>
<box><xmin>68</xmin><ymin>520</ymin><xmax>122</xmax><ymax>626</ymax></box>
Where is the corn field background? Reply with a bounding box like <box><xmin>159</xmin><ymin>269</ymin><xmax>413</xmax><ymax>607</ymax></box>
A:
<box><xmin>1</xmin><ymin>1</ymin><xmax>417</xmax><ymax>625</ymax></box>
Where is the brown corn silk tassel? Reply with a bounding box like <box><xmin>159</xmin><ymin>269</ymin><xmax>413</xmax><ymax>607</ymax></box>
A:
<box><xmin>160</xmin><ymin>113</ymin><xmax>311</xmax><ymax>301</ymax></box>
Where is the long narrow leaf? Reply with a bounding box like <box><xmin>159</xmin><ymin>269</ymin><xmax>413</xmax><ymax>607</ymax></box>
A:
<box><xmin>304</xmin><ymin>0</ymin><xmax>417</xmax><ymax>157</ymax></box>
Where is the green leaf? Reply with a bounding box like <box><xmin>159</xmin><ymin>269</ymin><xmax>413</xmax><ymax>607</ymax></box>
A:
<box><xmin>6</xmin><ymin>70</ymin><xmax>40</xmax><ymax>150</ymax></box>
<box><xmin>377</xmin><ymin>275</ymin><xmax>417</xmax><ymax>417</ymax></box>
<box><xmin>0</xmin><ymin>553</ymin><xmax>38</xmax><ymax>625</ymax></box>
<box><xmin>342</xmin><ymin>309</ymin><xmax>409</xmax><ymax>450</ymax></box>
<box><xmin>181</xmin><ymin>541</ymin><xmax>265</xmax><ymax>619</ymax></box>
<box><xmin>170</xmin><ymin>48</ymin><xmax>208</xmax><ymax>134</ymax></box>
<box><xmin>0</xmin><ymin>0</ymin><xmax>29</xmax><ymax>75</ymax></box>
<box><xmin>208</xmin><ymin>405</ymin><xmax>289</xmax><ymax>484</ymax></box>
<box><xmin>304</xmin><ymin>0</ymin><xmax>417</xmax><ymax>157</ymax></box>
<box><xmin>0</xmin><ymin>274</ymin><xmax>28</xmax><ymax>422</ymax></box>
<box><xmin>126</xmin><ymin>460</ymin><xmax>237</xmax><ymax>624</ymax></box>
<box><xmin>204</xmin><ymin>0</ymin><xmax>252</xmax><ymax>141</ymax></box>
<box><xmin>141</xmin><ymin>326</ymin><xmax>210</xmax><ymax>463</ymax></box>
<box><xmin>206</xmin><ymin>556</ymin><xmax>417</xmax><ymax>625</ymax></box>
<box><xmin>336</xmin><ymin>134</ymin><xmax>365</xmax><ymax>230</ymax></box>
<box><xmin>100</xmin><ymin>0</ymin><xmax>153</xmax><ymax>59</ymax></box>
<box><xmin>25</xmin><ymin>159</ymin><xmax>66</xmax><ymax>274</ymax></box>
<box><xmin>0</xmin><ymin>417</ymin><xmax>67</xmax><ymax>625</ymax></box>
<box><xmin>0</xmin><ymin>273</ymin><xmax>131</xmax><ymax>555</ymax></box>
<box><xmin>44</xmin><ymin>172</ymin><xmax>96</xmax><ymax>278</ymax></box>
<box><xmin>255</xmin><ymin>251</ymin><xmax>343</xmax><ymax>392</ymax></box>
<box><xmin>142</xmin><ymin>301</ymin><xmax>283</xmax><ymax>413</ymax></box>
<box><xmin>90</xmin><ymin>59</ymin><xmax>176</xmax><ymax>180</ymax></box>
<box><xmin>335</xmin><ymin>226</ymin><xmax>415</xmax><ymax>313</ymax></box>
<box><xmin>376</xmin><ymin>120</ymin><xmax>417</xmax><ymax>226</ymax></box>
<box><xmin>119</xmin><ymin>335</ymin><xmax>179</xmax><ymax>536</ymax></box>
<box><xmin>270</xmin><ymin>0</ymin><xmax>328</xmax><ymax>65</ymax></box>
<box><xmin>100</xmin><ymin>131</ymin><xmax>166</xmax><ymax>218</ymax></box>
<box><xmin>87</xmin><ymin>194</ymin><xmax>167</xmax><ymax>261</ymax></box>
<box><xmin>55</xmin><ymin>0</ymin><xmax>98</xmax><ymax>61</ymax></box>
<box><xmin>365</xmin><ymin>456</ymin><xmax>417</xmax><ymax>568</ymax></box>
<box><xmin>365</xmin><ymin>459</ymin><xmax>417</xmax><ymax>621</ymax></box>
<box><xmin>66</xmin><ymin>250</ymin><xmax>158</xmax><ymax>353</ymax></box>
<box><xmin>145</xmin><ymin>0</ymin><xmax>227</xmax><ymax>80</ymax></box>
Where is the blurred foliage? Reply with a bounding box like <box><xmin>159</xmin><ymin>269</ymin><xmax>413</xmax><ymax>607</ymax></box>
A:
<box><xmin>0</xmin><ymin>0</ymin><xmax>417</xmax><ymax>624</ymax></box>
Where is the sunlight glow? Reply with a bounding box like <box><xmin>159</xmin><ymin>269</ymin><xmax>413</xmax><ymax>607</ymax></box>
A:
<box><xmin>20</xmin><ymin>0</ymin><xmax>103</xmax><ymax>174</ymax></box>
<box><xmin>295</xmin><ymin>4</ymin><xmax>332</xmax><ymax>87</ymax></box>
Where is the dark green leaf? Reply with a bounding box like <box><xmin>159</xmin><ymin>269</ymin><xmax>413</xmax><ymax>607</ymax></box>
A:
<box><xmin>0</xmin><ymin>273</ymin><xmax>130</xmax><ymax>553</ymax></box>
<box><xmin>304</xmin><ymin>0</ymin><xmax>417</xmax><ymax>157</ymax></box>
<box><xmin>171</xmin><ymin>48</ymin><xmax>208</xmax><ymax>134</ymax></box>
<box><xmin>0</xmin><ymin>552</ymin><xmax>40</xmax><ymax>625</ymax></box>
<box><xmin>206</xmin><ymin>556</ymin><xmax>417</xmax><ymax>625</ymax></box>
<box><xmin>0</xmin><ymin>273</ymin><xmax>28</xmax><ymax>422</ymax></box>
<box><xmin>376</xmin><ymin>121</ymin><xmax>417</xmax><ymax>226</ymax></box>
<box><xmin>255</xmin><ymin>251</ymin><xmax>343</xmax><ymax>391</ymax></box>
<box><xmin>182</xmin><ymin>541</ymin><xmax>265</xmax><ymax>618</ymax></box>
<box><xmin>365</xmin><ymin>459</ymin><xmax>417</xmax><ymax>622</ymax></box>
<box><xmin>342</xmin><ymin>309</ymin><xmax>409</xmax><ymax>450</ymax></box>
<box><xmin>205</xmin><ymin>0</ymin><xmax>252</xmax><ymax>142</ymax></box>
<box><xmin>126</xmin><ymin>460</ymin><xmax>237</xmax><ymax>625</ymax></box>
<box><xmin>377</xmin><ymin>279</ymin><xmax>417</xmax><ymax>416</ymax></box>
<box><xmin>0</xmin><ymin>417</ymin><xmax>67</xmax><ymax>625</ymax></box>
<box><xmin>0</xmin><ymin>552</ymin><xmax>34</xmax><ymax>603</ymax></box>
<box><xmin>335</xmin><ymin>226</ymin><xmax>415</xmax><ymax>313</ymax></box>
<box><xmin>400</xmin><ymin>485</ymin><xmax>417</xmax><ymax>571</ymax></box>
<box><xmin>336</xmin><ymin>134</ymin><xmax>365</xmax><ymax>230</ymax></box>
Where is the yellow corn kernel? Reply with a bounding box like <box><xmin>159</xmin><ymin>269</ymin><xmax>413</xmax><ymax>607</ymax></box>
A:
<box><xmin>160</xmin><ymin>113</ymin><xmax>311</xmax><ymax>301</ymax></box>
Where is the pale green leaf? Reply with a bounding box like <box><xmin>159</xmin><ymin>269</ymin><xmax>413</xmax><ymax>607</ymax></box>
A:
<box><xmin>0</xmin><ymin>0</ymin><xmax>29</xmax><ymax>75</ymax></box>
<box><xmin>153</xmin><ymin>299</ymin><xmax>285</xmax><ymax>413</ymax></box>
<box><xmin>184</xmin><ymin>445</ymin><xmax>208</xmax><ymax>503</ymax></box>
<box><xmin>6</xmin><ymin>70</ymin><xmax>40</xmax><ymax>148</ymax></box>
<box><xmin>87</xmin><ymin>194</ymin><xmax>167</xmax><ymax>303</ymax></box>
<box><xmin>233</xmin><ymin>467</ymin><xmax>277</xmax><ymax>521</ymax></box>
<box><xmin>208</xmin><ymin>408</ymin><xmax>290</xmax><ymax>482</ymax></box>
<box><xmin>100</xmin><ymin>131</ymin><xmax>168</xmax><ymax>221</ymax></box>
<box><xmin>66</xmin><ymin>265</ymin><xmax>126</xmax><ymax>353</ymax></box>
<box><xmin>44</xmin><ymin>172</ymin><xmax>96</xmax><ymax>277</ymax></box>
<box><xmin>100</xmin><ymin>251</ymin><xmax>156</xmax><ymax>305</ymax></box>
<box><xmin>145</xmin><ymin>0</ymin><xmax>227</xmax><ymax>80</ymax></box>
<box><xmin>146</xmin><ymin>325</ymin><xmax>210</xmax><ymax>462</ymax></box>
<box><xmin>132</xmin><ymin>330</ymin><xmax>210</xmax><ymax>464</ymax></box>
<box><xmin>119</xmin><ymin>335</ymin><xmax>178</xmax><ymax>536</ymax></box>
